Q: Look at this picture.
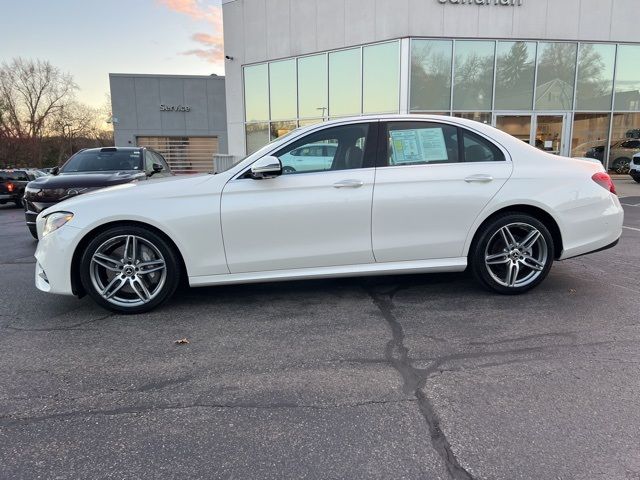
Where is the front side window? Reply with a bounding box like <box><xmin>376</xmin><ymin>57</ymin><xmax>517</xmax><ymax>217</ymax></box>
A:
<box><xmin>386</xmin><ymin>122</ymin><xmax>459</xmax><ymax>166</ymax></box>
<box><xmin>275</xmin><ymin>124</ymin><xmax>371</xmax><ymax>174</ymax></box>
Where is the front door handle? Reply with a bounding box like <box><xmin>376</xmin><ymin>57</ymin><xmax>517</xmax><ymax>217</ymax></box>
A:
<box><xmin>465</xmin><ymin>174</ymin><xmax>494</xmax><ymax>183</ymax></box>
<box><xmin>333</xmin><ymin>179</ymin><xmax>364</xmax><ymax>189</ymax></box>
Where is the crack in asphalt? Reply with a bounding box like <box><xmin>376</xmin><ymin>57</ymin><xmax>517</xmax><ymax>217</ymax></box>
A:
<box><xmin>366</xmin><ymin>286</ymin><xmax>475</xmax><ymax>480</ymax></box>
<box><xmin>0</xmin><ymin>399</ymin><xmax>418</xmax><ymax>427</ymax></box>
<box><xmin>2</xmin><ymin>313</ymin><xmax>114</xmax><ymax>332</ymax></box>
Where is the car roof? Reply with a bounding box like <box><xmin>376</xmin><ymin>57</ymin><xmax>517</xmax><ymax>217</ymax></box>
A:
<box><xmin>78</xmin><ymin>147</ymin><xmax>143</xmax><ymax>153</ymax></box>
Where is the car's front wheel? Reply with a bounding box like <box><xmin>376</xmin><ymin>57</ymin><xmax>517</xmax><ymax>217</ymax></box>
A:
<box><xmin>79</xmin><ymin>226</ymin><xmax>181</xmax><ymax>314</ymax></box>
<box><xmin>470</xmin><ymin>213</ymin><xmax>554</xmax><ymax>295</ymax></box>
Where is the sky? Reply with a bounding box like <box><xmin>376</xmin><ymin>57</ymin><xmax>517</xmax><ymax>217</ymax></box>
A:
<box><xmin>0</xmin><ymin>0</ymin><xmax>224</xmax><ymax>108</ymax></box>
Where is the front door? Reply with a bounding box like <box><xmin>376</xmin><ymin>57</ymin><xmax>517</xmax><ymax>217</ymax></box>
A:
<box><xmin>221</xmin><ymin>122</ymin><xmax>378</xmax><ymax>274</ymax></box>
<box><xmin>372</xmin><ymin>120</ymin><xmax>513</xmax><ymax>263</ymax></box>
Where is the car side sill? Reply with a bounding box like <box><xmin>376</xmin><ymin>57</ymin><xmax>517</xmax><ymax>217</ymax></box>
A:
<box><xmin>188</xmin><ymin>258</ymin><xmax>468</xmax><ymax>288</ymax></box>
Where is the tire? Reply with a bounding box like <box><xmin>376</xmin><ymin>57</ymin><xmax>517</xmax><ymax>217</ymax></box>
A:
<box><xmin>282</xmin><ymin>166</ymin><xmax>296</xmax><ymax>174</ymax></box>
<box><xmin>28</xmin><ymin>224</ymin><xmax>38</xmax><ymax>240</ymax></box>
<box><xmin>14</xmin><ymin>196</ymin><xmax>24</xmax><ymax>208</ymax></box>
<box><xmin>634</xmin><ymin>177</ymin><xmax>640</xmax><ymax>184</ymax></box>
<box><xmin>79</xmin><ymin>225</ymin><xmax>181</xmax><ymax>314</ymax></box>
<box><xmin>470</xmin><ymin>213</ymin><xmax>555</xmax><ymax>295</ymax></box>
<box><xmin>612</xmin><ymin>158</ymin><xmax>631</xmax><ymax>175</ymax></box>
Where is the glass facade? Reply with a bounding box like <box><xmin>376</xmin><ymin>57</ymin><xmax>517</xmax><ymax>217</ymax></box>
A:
<box><xmin>453</xmin><ymin>41</ymin><xmax>495</xmax><ymax>111</ymax></box>
<box><xmin>495</xmin><ymin>42</ymin><xmax>536</xmax><ymax>111</ymax></box>
<box><xmin>243</xmin><ymin>38</ymin><xmax>640</xmax><ymax>172</ymax></box>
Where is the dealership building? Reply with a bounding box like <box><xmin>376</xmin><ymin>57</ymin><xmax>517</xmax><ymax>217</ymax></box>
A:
<box><xmin>109</xmin><ymin>73</ymin><xmax>228</xmax><ymax>173</ymax></box>
<box><xmin>221</xmin><ymin>0</ymin><xmax>640</xmax><ymax>172</ymax></box>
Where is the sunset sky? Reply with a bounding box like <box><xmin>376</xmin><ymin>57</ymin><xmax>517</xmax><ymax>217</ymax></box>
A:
<box><xmin>0</xmin><ymin>0</ymin><xmax>224</xmax><ymax>108</ymax></box>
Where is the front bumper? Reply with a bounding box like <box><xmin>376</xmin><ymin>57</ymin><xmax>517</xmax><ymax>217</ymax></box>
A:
<box><xmin>34</xmin><ymin>224</ymin><xmax>83</xmax><ymax>296</ymax></box>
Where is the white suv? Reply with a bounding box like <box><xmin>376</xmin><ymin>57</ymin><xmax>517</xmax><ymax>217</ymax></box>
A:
<box><xmin>631</xmin><ymin>153</ymin><xmax>640</xmax><ymax>183</ymax></box>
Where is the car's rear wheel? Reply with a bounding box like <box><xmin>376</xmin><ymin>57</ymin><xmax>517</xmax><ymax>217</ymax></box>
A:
<box><xmin>470</xmin><ymin>213</ymin><xmax>554</xmax><ymax>295</ymax></box>
<box><xmin>79</xmin><ymin>226</ymin><xmax>181</xmax><ymax>314</ymax></box>
<box><xmin>14</xmin><ymin>196</ymin><xmax>24</xmax><ymax>208</ymax></box>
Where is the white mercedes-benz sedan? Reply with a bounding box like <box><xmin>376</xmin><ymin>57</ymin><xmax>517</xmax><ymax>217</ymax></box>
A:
<box><xmin>34</xmin><ymin>115</ymin><xmax>624</xmax><ymax>313</ymax></box>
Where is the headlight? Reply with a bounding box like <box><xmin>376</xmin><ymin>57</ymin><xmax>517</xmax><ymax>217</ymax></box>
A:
<box><xmin>25</xmin><ymin>186</ymin><xmax>41</xmax><ymax>194</ymax></box>
<box><xmin>42</xmin><ymin>212</ymin><xmax>74</xmax><ymax>237</ymax></box>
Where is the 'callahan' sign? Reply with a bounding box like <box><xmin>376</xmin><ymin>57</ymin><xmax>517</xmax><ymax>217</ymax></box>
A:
<box><xmin>438</xmin><ymin>0</ymin><xmax>523</xmax><ymax>5</ymax></box>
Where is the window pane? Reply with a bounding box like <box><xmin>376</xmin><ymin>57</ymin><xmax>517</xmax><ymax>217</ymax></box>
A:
<box><xmin>609</xmin><ymin>113</ymin><xmax>640</xmax><ymax>173</ymax></box>
<box><xmin>614</xmin><ymin>45</ymin><xmax>640</xmax><ymax>111</ymax></box>
<box><xmin>535</xmin><ymin>43</ymin><xmax>577</xmax><ymax>111</ymax></box>
<box><xmin>454</xmin><ymin>112</ymin><xmax>492</xmax><ymax>125</ymax></box>
<box><xmin>269</xmin><ymin>60</ymin><xmax>297</xmax><ymax>120</ymax></box>
<box><xmin>246</xmin><ymin>123</ymin><xmax>269</xmax><ymax>154</ymax></box>
<box><xmin>462</xmin><ymin>130</ymin><xmax>505</xmax><ymax>162</ymax></box>
<box><xmin>298</xmin><ymin>118</ymin><xmax>325</xmax><ymax>127</ymax></box>
<box><xmin>410</xmin><ymin>40</ymin><xmax>452</xmax><ymax>111</ymax></box>
<box><xmin>576</xmin><ymin>44</ymin><xmax>615</xmax><ymax>111</ymax></box>
<box><xmin>570</xmin><ymin>114</ymin><xmax>610</xmax><ymax>163</ymax></box>
<box><xmin>495</xmin><ymin>41</ymin><xmax>536</xmax><ymax>110</ymax></box>
<box><xmin>329</xmin><ymin>48</ymin><xmax>361</xmax><ymax>117</ymax></box>
<box><xmin>496</xmin><ymin>115</ymin><xmax>532</xmax><ymax>144</ymax></box>
<box><xmin>244</xmin><ymin>64</ymin><xmax>269</xmax><ymax>122</ymax></box>
<box><xmin>453</xmin><ymin>41</ymin><xmax>495</xmax><ymax>111</ymax></box>
<box><xmin>387</xmin><ymin>122</ymin><xmax>459</xmax><ymax>166</ymax></box>
<box><xmin>270</xmin><ymin>121</ymin><xmax>297</xmax><ymax>141</ymax></box>
<box><xmin>276</xmin><ymin>124</ymin><xmax>369</xmax><ymax>174</ymax></box>
<box><xmin>363</xmin><ymin>41</ymin><xmax>400</xmax><ymax>114</ymax></box>
<box><xmin>298</xmin><ymin>54</ymin><xmax>328</xmax><ymax>119</ymax></box>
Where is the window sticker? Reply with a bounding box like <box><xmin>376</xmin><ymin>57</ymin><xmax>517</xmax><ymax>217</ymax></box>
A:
<box><xmin>390</xmin><ymin>128</ymin><xmax>448</xmax><ymax>164</ymax></box>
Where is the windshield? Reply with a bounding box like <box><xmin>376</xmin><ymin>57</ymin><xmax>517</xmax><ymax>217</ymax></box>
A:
<box><xmin>61</xmin><ymin>150</ymin><xmax>143</xmax><ymax>173</ymax></box>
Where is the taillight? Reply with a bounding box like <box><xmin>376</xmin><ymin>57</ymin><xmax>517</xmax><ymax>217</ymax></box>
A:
<box><xmin>592</xmin><ymin>172</ymin><xmax>616</xmax><ymax>195</ymax></box>
<box><xmin>6</xmin><ymin>182</ymin><xmax>14</xmax><ymax>193</ymax></box>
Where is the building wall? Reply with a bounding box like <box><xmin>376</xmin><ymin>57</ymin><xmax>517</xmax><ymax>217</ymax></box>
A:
<box><xmin>222</xmin><ymin>0</ymin><xmax>636</xmax><ymax>155</ymax></box>
<box><xmin>109</xmin><ymin>74</ymin><xmax>228</xmax><ymax>153</ymax></box>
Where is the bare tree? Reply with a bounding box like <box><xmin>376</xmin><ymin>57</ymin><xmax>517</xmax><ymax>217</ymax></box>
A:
<box><xmin>0</xmin><ymin>58</ymin><xmax>77</xmax><ymax>165</ymax></box>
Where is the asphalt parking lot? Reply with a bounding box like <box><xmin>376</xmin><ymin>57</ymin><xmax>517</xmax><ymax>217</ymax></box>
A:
<box><xmin>1</xmin><ymin>179</ymin><xmax>639</xmax><ymax>480</ymax></box>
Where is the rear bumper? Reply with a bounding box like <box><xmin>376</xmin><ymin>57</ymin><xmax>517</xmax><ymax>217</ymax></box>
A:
<box><xmin>0</xmin><ymin>194</ymin><xmax>13</xmax><ymax>201</ymax></box>
<box><xmin>559</xmin><ymin>194</ymin><xmax>624</xmax><ymax>260</ymax></box>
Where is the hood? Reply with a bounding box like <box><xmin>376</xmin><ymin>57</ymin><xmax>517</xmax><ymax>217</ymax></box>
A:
<box><xmin>28</xmin><ymin>170</ymin><xmax>146</xmax><ymax>189</ymax></box>
<box><xmin>40</xmin><ymin>173</ymin><xmax>219</xmax><ymax>218</ymax></box>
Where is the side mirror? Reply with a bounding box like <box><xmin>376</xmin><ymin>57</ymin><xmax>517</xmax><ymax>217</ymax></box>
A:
<box><xmin>250</xmin><ymin>156</ymin><xmax>282</xmax><ymax>179</ymax></box>
<box><xmin>152</xmin><ymin>163</ymin><xmax>164</xmax><ymax>173</ymax></box>
<box><xmin>51</xmin><ymin>166</ymin><xmax>60</xmax><ymax>176</ymax></box>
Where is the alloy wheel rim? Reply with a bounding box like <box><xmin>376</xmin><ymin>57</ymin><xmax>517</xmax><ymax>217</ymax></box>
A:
<box><xmin>484</xmin><ymin>223</ymin><xmax>548</xmax><ymax>288</ymax></box>
<box><xmin>89</xmin><ymin>235</ymin><xmax>167</xmax><ymax>308</ymax></box>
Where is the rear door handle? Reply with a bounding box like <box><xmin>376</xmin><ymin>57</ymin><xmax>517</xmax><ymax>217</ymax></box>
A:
<box><xmin>333</xmin><ymin>179</ymin><xmax>364</xmax><ymax>189</ymax></box>
<box><xmin>464</xmin><ymin>174</ymin><xmax>494</xmax><ymax>183</ymax></box>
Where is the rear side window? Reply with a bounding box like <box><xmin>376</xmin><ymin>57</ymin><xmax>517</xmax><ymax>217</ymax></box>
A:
<box><xmin>386</xmin><ymin>122</ymin><xmax>459</xmax><ymax>166</ymax></box>
<box><xmin>461</xmin><ymin>130</ymin><xmax>505</xmax><ymax>163</ymax></box>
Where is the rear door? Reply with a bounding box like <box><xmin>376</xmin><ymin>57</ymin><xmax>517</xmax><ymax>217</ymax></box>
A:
<box><xmin>372</xmin><ymin>120</ymin><xmax>513</xmax><ymax>262</ymax></box>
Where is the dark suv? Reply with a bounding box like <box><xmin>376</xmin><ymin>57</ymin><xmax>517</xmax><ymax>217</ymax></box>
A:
<box><xmin>0</xmin><ymin>169</ymin><xmax>40</xmax><ymax>208</ymax></box>
<box><xmin>24</xmin><ymin>147</ymin><xmax>172</xmax><ymax>238</ymax></box>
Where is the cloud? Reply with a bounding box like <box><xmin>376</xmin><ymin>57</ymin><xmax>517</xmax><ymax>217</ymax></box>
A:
<box><xmin>157</xmin><ymin>0</ymin><xmax>224</xmax><ymax>67</ymax></box>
